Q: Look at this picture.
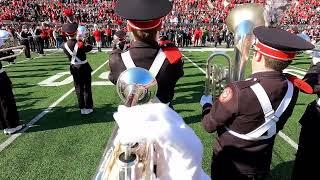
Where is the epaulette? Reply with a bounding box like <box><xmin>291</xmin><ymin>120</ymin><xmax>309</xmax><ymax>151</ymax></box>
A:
<box><xmin>286</xmin><ymin>74</ymin><xmax>313</xmax><ymax>94</ymax></box>
<box><xmin>77</xmin><ymin>40</ymin><xmax>84</xmax><ymax>48</ymax></box>
<box><xmin>159</xmin><ymin>40</ymin><xmax>172</xmax><ymax>47</ymax></box>
<box><xmin>159</xmin><ymin>40</ymin><xmax>182</xmax><ymax>64</ymax></box>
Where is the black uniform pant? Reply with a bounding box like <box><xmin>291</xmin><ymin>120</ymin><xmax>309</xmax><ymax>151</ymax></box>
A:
<box><xmin>35</xmin><ymin>38</ymin><xmax>44</xmax><ymax>54</ymax></box>
<box><xmin>70</xmin><ymin>65</ymin><xmax>93</xmax><ymax>109</ymax></box>
<box><xmin>211</xmin><ymin>152</ymin><xmax>267</xmax><ymax>180</ymax></box>
<box><xmin>0</xmin><ymin>72</ymin><xmax>20</xmax><ymax>129</ymax></box>
<box><xmin>22</xmin><ymin>41</ymin><xmax>31</xmax><ymax>58</ymax></box>
<box><xmin>292</xmin><ymin>100</ymin><xmax>320</xmax><ymax>180</ymax></box>
<box><xmin>44</xmin><ymin>37</ymin><xmax>49</xmax><ymax>49</ymax></box>
<box><xmin>107</xmin><ymin>35</ymin><xmax>112</xmax><ymax>47</ymax></box>
<box><xmin>29</xmin><ymin>38</ymin><xmax>36</xmax><ymax>52</ymax></box>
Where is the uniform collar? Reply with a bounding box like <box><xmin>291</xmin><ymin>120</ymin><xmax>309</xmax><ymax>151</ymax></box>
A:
<box><xmin>131</xmin><ymin>40</ymin><xmax>159</xmax><ymax>48</ymax></box>
<box><xmin>250</xmin><ymin>70</ymin><xmax>285</xmax><ymax>79</ymax></box>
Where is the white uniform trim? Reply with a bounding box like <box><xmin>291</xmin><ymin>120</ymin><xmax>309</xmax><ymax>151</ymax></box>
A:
<box><xmin>148</xmin><ymin>49</ymin><xmax>166</xmax><ymax>78</ymax></box>
<box><xmin>121</xmin><ymin>49</ymin><xmax>167</xmax><ymax>104</ymax></box>
<box><xmin>226</xmin><ymin>80</ymin><xmax>294</xmax><ymax>141</ymax></box>
<box><xmin>121</xmin><ymin>51</ymin><xmax>136</xmax><ymax>69</ymax></box>
<box><xmin>64</xmin><ymin>43</ymin><xmax>87</xmax><ymax>65</ymax></box>
<box><xmin>0</xmin><ymin>67</ymin><xmax>4</xmax><ymax>74</ymax></box>
<box><xmin>121</xmin><ymin>49</ymin><xmax>166</xmax><ymax>78</ymax></box>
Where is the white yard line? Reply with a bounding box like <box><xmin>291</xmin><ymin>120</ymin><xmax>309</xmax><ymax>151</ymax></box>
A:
<box><xmin>278</xmin><ymin>132</ymin><xmax>298</xmax><ymax>150</ymax></box>
<box><xmin>0</xmin><ymin>60</ymin><xmax>109</xmax><ymax>152</ymax></box>
<box><xmin>182</xmin><ymin>54</ymin><xmax>206</xmax><ymax>74</ymax></box>
<box><xmin>183</xmin><ymin>53</ymin><xmax>299</xmax><ymax>150</ymax></box>
<box><xmin>288</xmin><ymin>65</ymin><xmax>308</xmax><ymax>72</ymax></box>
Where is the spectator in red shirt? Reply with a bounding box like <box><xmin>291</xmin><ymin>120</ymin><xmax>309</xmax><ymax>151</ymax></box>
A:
<box><xmin>93</xmin><ymin>24</ymin><xmax>102</xmax><ymax>52</ymax></box>
<box><xmin>194</xmin><ymin>27</ymin><xmax>202</xmax><ymax>47</ymax></box>
<box><xmin>105</xmin><ymin>25</ymin><xmax>113</xmax><ymax>47</ymax></box>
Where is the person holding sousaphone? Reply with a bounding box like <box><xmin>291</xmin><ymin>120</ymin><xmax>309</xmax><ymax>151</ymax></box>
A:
<box><xmin>0</xmin><ymin>30</ymin><xmax>25</xmax><ymax>135</ymax></box>
<box><xmin>108</xmin><ymin>0</ymin><xmax>184</xmax><ymax>108</ymax></box>
<box><xmin>200</xmin><ymin>26</ymin><xmax>315</xmax><ymax>180</ymax></box>
<box><xmin>19</xmin><ymin>25</ymin><xmax>31</xmax><ymax>60</ymax></box>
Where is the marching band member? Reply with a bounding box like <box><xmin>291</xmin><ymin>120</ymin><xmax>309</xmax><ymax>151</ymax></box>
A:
<box><xmin>34</xmin><ymin>26</ymin><xmax>44</xmax><ymax>55</ymax></box>
<box><xmin>292</xmin><ymin>47</ymin><xmax>320</xmax><ymax>179</ymax></box>
<box><xmin>19</xmin><ymin>25</ymin><xmax>31</xmax><ymax>59</ymax></box>
<box><xmin>0</xmin><ymin>31</ymin><xmax>24</xmax><ymax>135</ymax></box>
<box><xmin>112</xmin><ymin>30</ymin><xmax>129</xmax><ymax>51</ymax></box>
<box><xmin>114</xmin><ymin>103</ymin><xmax>210</xmax><ymax>180</ymax></box>
<box><xmin>108</xmin><ymin>0</ymin><xmax>184</xmax><ymax>107</ymax></box>
<box><xmin>200</xmin><ymin>26</ymin><xmax>314</xmax><ymax>180</ymax></box>
<box><xmin>61</xmin><ymin>23</ymin><xmax>94</xmax><ymax>115</ymax></box>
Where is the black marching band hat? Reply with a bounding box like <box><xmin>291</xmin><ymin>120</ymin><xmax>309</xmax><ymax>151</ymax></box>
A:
<box><xmin>253</xmin><ymin>26</ymin><xmax>315</xmax><ymax>61</ymax></box>
<box><xmin>114</xmin><ymin>30</ymin><xmax>126</xmax><ymax>40</ymax></box>
<box><xmin>62</xmin><ymin>22</ymin><xmax>78</xmax><ymax>36</ymax></box>
<box><xmin>115</xmin><ymin>0</ymin><xmax>173</xmax><ymax>30</ymax></box>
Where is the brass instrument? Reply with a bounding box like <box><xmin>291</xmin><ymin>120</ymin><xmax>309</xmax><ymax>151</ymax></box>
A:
<box><xmin>204</xmin><ymin>53</ymin><xmax>231</xmax><ymax>98</ymax></box>
<box><xmin>0</xmin><ymin>30</ymin><xmax>25</xmax><ymax>61</ymax></box>
<box><xmin>95</xmin><ymin>67</ymin><xmax>158</xmax><ymax>180</ymax></box>
<box><xmin>205</xmin><ymin>3</ymin><xmax>265</xmax><ymax>97</ymax></box>
<box><xmin>0</xmin><ymin>46</ymin><xmax>25</xmax><ymax>61</ymax></box>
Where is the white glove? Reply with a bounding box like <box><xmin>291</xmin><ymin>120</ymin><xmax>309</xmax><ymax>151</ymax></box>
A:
<box><xmin>312</xmin><ymin>56</ymin><xmax>320</xmax><ymax>65</ymax></box>
<box><xmin>200</xmin><ymin>95</ymin><xmax>213</xmax><ymax>107</ymax></box>
<box><xmin>113</xmin><ymin>103</ymin><xmax>210</xmax><ymax>180</ymax></box>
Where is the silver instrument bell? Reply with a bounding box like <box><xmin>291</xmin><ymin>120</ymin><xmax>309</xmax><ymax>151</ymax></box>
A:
<box><xmin>95</xmin><ymin>67</ymin><xmax>158</xmax><ymax>180</ymax></box>
<box><xmin>117</xmin><ymin>67</ymin><xmax>158</xmax><ymax>106</ymax></box>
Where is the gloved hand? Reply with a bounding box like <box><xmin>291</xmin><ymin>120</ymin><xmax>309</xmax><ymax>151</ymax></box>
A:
<box><xmin>200</xmin><ymin>95</ymin><xmax>213</xmax><ymax>107</ymax></box>
<box><xmin>311</xmin><ymin>51</ymin><xmax>320</xmax><ymax>65</ymax></box>
<box><xmin>312</xmin><ymin>56</ymin><xmax>320</xmax><ymax>66</ymax></box>
<box><xmin>113</xmin><ymin>103</ymin><xmax>210</xmax><ymax>180</ymax></box>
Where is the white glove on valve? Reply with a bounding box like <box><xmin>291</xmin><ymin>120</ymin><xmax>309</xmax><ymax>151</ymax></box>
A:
<box><xmin>200</xmin><ymin>95</ymin><xmax>213</xmax><ymax>107</ymax></box>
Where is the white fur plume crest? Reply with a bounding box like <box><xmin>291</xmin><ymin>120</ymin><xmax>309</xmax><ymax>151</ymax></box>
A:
<box><xmin>264</xmin><ymin>0</ymin><xmax>290</xmax><ymax>27</ymax></box>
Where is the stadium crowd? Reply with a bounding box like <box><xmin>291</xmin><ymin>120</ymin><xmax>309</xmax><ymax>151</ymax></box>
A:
<box><xmin>1</xmin><ymin>0</ymin><xmax>319</xmax><ymax>26</ymax></box>
<box><xmin>0</xmin><ymin>0</ymin><xmax>319</xmax><ymax>50</ymax></box>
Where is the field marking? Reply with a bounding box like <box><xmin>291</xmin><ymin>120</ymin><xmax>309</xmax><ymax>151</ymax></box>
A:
<box><xmin>3</xmin><ymin>50</ymin><xmax>59</xmax><ymax>68</ymax></box>
<box><xmin>0</xmin><ymin>60</ymin><xmax>109</xmax><ymax>153</ymax></box>
<box><xmin>278</xmin><ymin>132</ymin><xmax>298</xmax><ymax>150</ymax></box>
<box><xmin>92</xmin><ymin>81</ymin><xmax>113</xmax><ymax>86</ymax></box>
<box><xmin>182</xmin><ymin>53</ymin><xmax>299</xmax><ymax>150</ymax></box>
<box><xmin>182</xmin><ymin>54</ymin><xmax>206</xmax><ymax>74</ymax></box>
<box><xmin>288</xmin><ymin>65</ymin><xmax>308</xmax><ymax>72</ymax></box>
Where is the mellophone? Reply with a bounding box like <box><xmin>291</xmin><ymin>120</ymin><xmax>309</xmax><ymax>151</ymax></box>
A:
<box><xmin>95</xmin><ymin>67</ymin><xmax>157</xmax><ymax>180</ymax></box>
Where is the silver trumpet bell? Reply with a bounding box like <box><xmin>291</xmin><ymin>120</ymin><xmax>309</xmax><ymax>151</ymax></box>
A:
<box><xmin>95</xmin><ymin>67</ymin><xmax>158</xmax><ymax>180</ymax></box>
<box><xmin>117</xmin><ymin>67</ymin><xmax>158</xmax><ymax>107</ymax></box>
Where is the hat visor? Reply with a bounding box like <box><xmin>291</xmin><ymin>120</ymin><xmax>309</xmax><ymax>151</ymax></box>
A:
<box><xmin>115</xmin><ymin>0</ymin><xmax>172</xmax><ymax>21</ymax></box>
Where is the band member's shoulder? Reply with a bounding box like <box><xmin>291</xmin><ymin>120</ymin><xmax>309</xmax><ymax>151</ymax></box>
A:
<box><xmin>230</xmin><ymin>78</ymin><xmax>257</xmax><ymax>90</ymax></box>
<box><xmin>159</xmin><ymin>40</ymin><xmax>182</xmax><ymax>64</ymax></box>
<box><xmin>286</xmin><ymin>74</ymin><xmax>314</xmax><ymax>94</ymax></box>
<box><xmin>110</xmin><ymin>48</ymin><xmax>124</xmax><ymax>55</ymax></box>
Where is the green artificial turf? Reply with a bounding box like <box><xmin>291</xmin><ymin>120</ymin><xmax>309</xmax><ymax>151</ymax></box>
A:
<box><xmin>0</xmin><ymin>50</ymin><xmax>315</xmax><ymax>180</ymax></box>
